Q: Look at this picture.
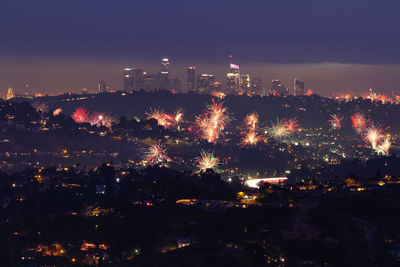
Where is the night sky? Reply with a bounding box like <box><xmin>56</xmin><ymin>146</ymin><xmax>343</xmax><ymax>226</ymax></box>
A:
<box><xmin>2</xmin><ymin>0</ymin><xmax>400</xmax><ymax>95</ymax></box>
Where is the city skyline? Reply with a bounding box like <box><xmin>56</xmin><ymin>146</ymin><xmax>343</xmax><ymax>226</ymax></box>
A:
<box><xmin>3</xmin><ymin>58</ymin><xmax>400</xmax><ymax>97</ymax></box>
<box><xmin>2</xmin><ymin>0</ymin><xmax>400</xmax><ymax>95</ymax></box>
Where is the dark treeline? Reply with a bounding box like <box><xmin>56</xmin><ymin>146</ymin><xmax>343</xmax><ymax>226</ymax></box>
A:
<box><xmin>18</xmin><ymin>91</ymin><xmax>400</xmax><ymax>132</ymax></box>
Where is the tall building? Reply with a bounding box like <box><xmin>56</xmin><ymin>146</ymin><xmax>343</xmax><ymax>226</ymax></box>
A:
<box><xmin>158</xmin><ymin>58</ymin><xmax>170</xmax><ymax>90</ymax></box>
<box><xmin>134</xmin><ymin>68</ymin><xmax>144</xmax><ymax>90</ymax></box>
<box><xmin>186</xmin><ymin>66</ymin><xmax>196</xmax><ymax>93</ymax></box>
<box><xmin>251</xmin><ymin>77</ymin><xmax>262</xmax><ymax>95</ymax></box>
<box><xmin>197</xmin><ymin>74</ymin><xmax>215</xmax><ymax>94</ymax></box>
<box><xmin>241</xmin><ymin>74</ymin><xmax>251</xmax><ymax>94</ymax></box>
<box><xmin>226</xmin><ymin>63</ymin><xmax>240</xmax><ymax>95</ymax></box>
<box><xmin>294</xmin><ymin>77</ymin><xmax>305</xmax><ymax>96</ymax></box>
<box><xmin>270</xmin><ymin>80</ymin><xmax>288</xmax><ymax>96</ymax></box>
<box><xmin>143</xmin><ymin>72</ymin><xmax>157</xmax><ymax>91</ymax></box>
<box><xmin>123</xmin><ymin>68</ymin><xmax>135</xmax><ymax>91</ymax></box>
<box><xmin>172</xmin><ymin>78</ymin><xmax>182</xmax><ymax>92</ymax></box>
<box><xmin>6</xmin><ymin>86</ymin><xmax>14</xmax><ymax>100</ymax></box>
<box><xmin>97</xmin><ymin>81</ymin><xmax>107</xmax><ymax>93</ymax></box>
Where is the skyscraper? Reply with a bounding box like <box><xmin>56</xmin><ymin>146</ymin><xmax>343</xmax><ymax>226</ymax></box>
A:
<box><xmin>251</xmin><ymin>77</ymin><xmax>262</xmax><ymax>95</ymax></box>
<box><xmin>97</xmin><ymin>81</ymin><xmax>107</xmax><ymax>93</ymax></box>
<box><xmin>226</xmin><ymin>63</ymin><xmax>240</xmax><ymax>95</ymax></box>
<box><xmin>241</xmin><ymin>74</ymin><xmax>251</xmax><ymax>94</ymax></box>
<box><xmin>6</xmin><ymin>86</ymin><xmax>14</xmax><ymax>100</ymax></box>
<box><xmin>270</xmin><ymin>80</ymin><xmax>288</xmax><ymax>96</ymax></box>
<box><xmin>158</xmin><ymin>58</ymin><xmax>170</xmax><ymax>90</ymax></box>
<box><xmin>186</xmin><ymin>66</ymin><xmax>196</xmax><ymax>93</ymax></box>
<box><xmin>197</xmin><ymin>74</ymin><xmax>215</xmax><ymax>94</ymax></box>
<box><xmin>134</xmin><ymin>68</ymin><xmax>144</xmax><ymax>90</ymax></box>
<box><xmin>294</xmin><ymin>77</ymin><xmax>305</xmax><ymax>96</ymax></box>
<box><xmin>172</xmin><ymin>78</ymin><xmax>182</xmax><ymax>92</ymax></box>
<box><xmin>123</xmin><ymin>68</ymin><xmax>135</xmax><ymax>91</ymax></box>
<box><xmin>143</xmin><ymin>72</ymin><xmax>157</xmax><ymax>91</ymax></box>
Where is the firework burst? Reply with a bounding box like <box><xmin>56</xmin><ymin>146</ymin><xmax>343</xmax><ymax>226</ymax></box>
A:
<box><xmin>283</xmin><ymin>118</ymin><xmax>301</xmax><ymax>134</ymax></box>
<box><xmin>89</xmin><ymin>113</ymin><xmax>115</xmax><ymax>128</ymax></box>
<box><xmin>328</xmin><ymin>114</ymin><xmax>343</xmax><ymax>130</ymax></box>
<box><xmin>351</xmin><ymin>111</ymin><xmax>366</xmax><ymax>130</ymax></box>
<box><xmin>99</xmin><ymin>114</ymin><xmax>115</xmax><ymax>128</ymax></box>
<box><xmin>72</xmin><ymin>107</ymin><xmax>90</xmax><ymax>123</ymax></box>
<box><xmin>244</xmin><ymin>112</ymin><xmax>259</xmax><ymax>131</ymax></box>
<box><xmin>241</xmin><ymin>112</ymin><xmax>263</xmax><ymax>146</ymax></box>
<box><xmin>195</xmin><ymin>150</ymin><xmax>221</xmax><ymax>172</ymax></box>
<box><xmin>146</xmin><ymin>108</ymin><xmax>172</xmax><ymax>128</ymax></box>
<box><xmin>241</xmin><ymin>130</ymin><xmax>263</xmax><ymax>146</ymax></box>
<box><xmin>375</xmin><ymin>137</ymin><xmax>391</xmax><ymax>156</ymax></box>
<box><xmin>363</xmin><ymin>123</ymin><xmax>384</xmax><ymax>150</ymax></box>
<box><xmin>146</xmin><ymin>108</ymin><xmax>183</xmax><ymax>129</ymax></box>
<box><xmin>268</xmin><ymin>119</ymin><xmax>290</xmax><ymax>141</ymax></box>
<box><xmin>193</xmin><ymin>99</ymin><xmax>231</xmax><ymax>143</ymax></box>
<box><xmin>143</xmin><ymin>140</ymin><xmax>171</xmax><ymax>167</ymax></box>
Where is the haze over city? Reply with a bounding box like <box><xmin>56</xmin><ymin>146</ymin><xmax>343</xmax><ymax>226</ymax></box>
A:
<box><xmin>2</xmin><ymin>0</ymin><xmax>400</xmax><ymax>95</ymax></box>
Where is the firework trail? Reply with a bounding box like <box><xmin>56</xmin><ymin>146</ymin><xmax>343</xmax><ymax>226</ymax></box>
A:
<box><xmin>193</xmin><ymin>99</ymin><xmax>231</xmax><ymax>143</ymax></box>
<box><xmin>196</xmin><ymin>150</ymin><xmax>221</xmax><ymax>172</ymax></box>
<box><xmin>351</xmin><ymin>111</ymin><xmax>367</xmax><ymax>131</ymax></box>
<box><xmin>174</xmin><ymin>109</ymin><xmax>184</xmax><ymax>124</ymax></box>
<box><xmin>328</xmin><ymin>114</ymin><xmax>343</xmax><ymax>130</ymax></box>
<box><xmin>143</xmin><ymin>140</ymin><xmax>171</xmax><ymax>167</ymax></box>
<box><xmin>72</xmin><ymin>107</ymin><xmax>90</xmax><ymax>123</ymax></box>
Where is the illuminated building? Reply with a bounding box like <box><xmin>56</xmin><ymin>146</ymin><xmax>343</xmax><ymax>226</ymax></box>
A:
<box><xmin>226</xmin><ymin>63</ymin><xmax>240</xmax><ymax>94</ymax></box>
<box><xmin>123</xmin><ymin>68</ymin><xmax>135</xmax><ymax>91</ymax></box>
<box><xmin>270</xmin><ymin>79</ymin><xmax>288</xmax><ymax>96</ymax></box>
<box><xmin>294</xmin><ymin>77</ymin><xmax>305</xmax><ymax>96</ymax></box>
<box><xmin>6</xmin><ymin>86</ymin><xmax>14</xmax><ymax>100</ymax></box>
<box><xmin>197</xmin><ymin>74</ymin><xmax>215</xmax><ymax>94</ymax></box>
<box><xmin>158</xmin><ymin>58</ymin><xmax>170</xmax><ymax>90</ymax></box>
<box><xmin>97</xmin><ymin>81</ymin><xmax>107</xmax><ymax>93</ymax></box>
<box><xmin>212</xmin><ymin>81</ymin><xmax>223</xmax><ymax>92</ymax></box>
<box><xmin>251</xmin><ymin>77</ymin><xmax>262</xmax><ymax>95</ymax></box>
<box><xmin>240</xmin><ymin>74</ymin><xmax>251</xmax><ymax>94</ymax></box>
<box><xmin>186</xmin><ymin>66</ymin><xmax>196</xmax><ymax>93</ymax></box>
<box><xmin>143</xmin><ymin>72</ymin><xmax>157</xmax><ymax>91</ymax></box>
<box><xmin>134</xmin><ymin>68</ymin><xmax>144</xmax><ymax>90</ymax></box>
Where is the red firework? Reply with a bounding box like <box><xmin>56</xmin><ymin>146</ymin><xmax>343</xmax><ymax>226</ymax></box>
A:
<box><xmin>283</xmin><ymin>118</ymin><xmax>301</xmax><ymax>134</ymax></box>
<box><xmin>351</xmin><ymin>112</ymin><xmax>366</xmax><ymax>129</ymax></box>
<box><xmin>143</xmin><ymin>140</ymin><xmax>172</xmax><ymax>167</ymax></box>
<box><xmin>192</xmin><ymin>99</ymin><xmax>231</xmax><ymax>143</ymax></box>
<box><xmin>72</xmin><ymin>107</ymin><xmax>89</xmax><ymax>123</ymax></box>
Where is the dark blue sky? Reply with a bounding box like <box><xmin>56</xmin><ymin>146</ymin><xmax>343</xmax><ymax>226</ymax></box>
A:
<box><xmin>1</xmin><ymin>0</ymin><xmax>400</xmax><ymax>94</ymax></box>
